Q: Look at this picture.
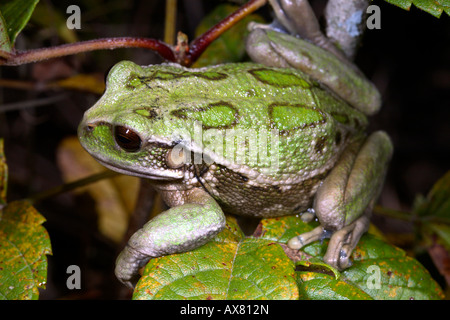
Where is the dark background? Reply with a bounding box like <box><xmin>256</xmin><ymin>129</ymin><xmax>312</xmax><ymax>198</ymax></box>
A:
<box><xmin>0</xmin><ymin>0</ymin><xmax>449</xmax><ymax>299</ymax></box>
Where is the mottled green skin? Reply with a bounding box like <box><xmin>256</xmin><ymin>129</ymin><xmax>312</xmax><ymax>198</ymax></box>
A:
<box><xmin>79</xmin><ymin>61</ymin><xmax>367</xmax><ymax>218</ymax></box>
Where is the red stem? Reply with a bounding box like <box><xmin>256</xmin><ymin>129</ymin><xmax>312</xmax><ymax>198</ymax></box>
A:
<box><xmin>1</xmin><ymin>37</ymin><xmax>175</xmax><ymax>66</ymax></box>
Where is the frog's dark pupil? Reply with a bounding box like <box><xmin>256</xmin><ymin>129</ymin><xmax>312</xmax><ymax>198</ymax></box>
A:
<box><xmin>114</xmin><ymin>126</ymin><xmax>142</xmax><ymax>152</ymax></box>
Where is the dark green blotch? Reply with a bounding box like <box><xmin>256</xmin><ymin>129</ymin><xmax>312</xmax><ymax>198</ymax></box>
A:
<box><xmin>248</xmin><ymin>68</ymin><xmax>310</xmax><ymax>88</ymax></box>
<box><xmin>171</xmin><ymin>102</ymin><xmax>238</xmax><ymax>129</ymax></box>
<box><xmin>269</xmin><ymin>103</ymin><xmax>325</xmax><ymax>132</ymax></box>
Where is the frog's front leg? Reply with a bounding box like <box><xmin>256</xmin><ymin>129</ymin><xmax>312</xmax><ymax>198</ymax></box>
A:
<box><xmin>288</xmin><ymin>131</ymin><xmax>393</xmax><ymax>270</ymax></box>
<box><xmin>115</xmin><ymin>187</ymin><xmax>225</xmax><ymax>288</ymax></box>
<box><xmin>246</xmin><ymin>1</ymin><xmax>381</xmax><ymax>115</ymax></box>
<box><xmin>266</xmin><ymin>0</ymin><xmax>347</xmax><ymax>61</ymax></box>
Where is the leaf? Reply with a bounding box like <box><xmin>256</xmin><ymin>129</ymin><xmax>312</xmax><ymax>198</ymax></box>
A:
<box><xmin>0</xmin><ymin>139</ymin><xmax>7</xmax><ymax>206</ymax></box>
<box><xmin>193</xmin><ymin>4</ymin><xmax>265</xmax><ymax>67</ymax></box>
<box><xmin>133</xmin><ymin>216</ymin><xmax>299</xmax><ymax>300</ymax></box>
<box><xmin>0</xmin><ymin>201</ymin><xmax>52</xmax><ymax>300</ymax></box>
<box><xmin>0</xmin><ymin>138</ymin><xmax>52</xmax><ymax>300</ymax></box>
<box><xmin>341</xmin><ymin>235</ymin><xmax>444</xmax><ymax>300</ymax></box>
<box><xmin>0</xmin><ymin>0</ymin><xmax>40</xmax><ymax>45</ymax></box>
<box><xmin>384</xmin><ymin>0</ymin><xmax>450</xmax><ymax>18</ymax></box>
<box><xmin>296</xmin><ymin>270</ymin><xmax>373</xmax><ymax>300</ymax></box>
<box><xmin>30</xmin><ymin>2</ymin><xmax>78</xmax><ymax>44</ymax></box>
<box><xmin>262</xmin><ymin>216</ymin><xmax>444</xmax><ymax>300</ymax></box>
<box><xmin>134</xmin><ymin>214</ymin><xmax>444</xmax><ymax>300</ymax></box>
<box><xmin>414</xmin><ymin>170</ymin><xmax>450</xmax><ymax>251</ymax></box>
<box><xmin>0</xmin><ymin>11</ymin><xmax>12</xmax><ymax>53</ymax></box>
<box><xmin>52</xmin><ymin>74</ymin><xmax>106</xmax><ymax>95</ymax></box>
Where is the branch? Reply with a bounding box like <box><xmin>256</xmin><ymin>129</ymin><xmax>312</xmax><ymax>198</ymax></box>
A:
<box><xmin>0</xmin><ymin>37</ymin><xmax>175</xmax><ymax>66</ymax></box>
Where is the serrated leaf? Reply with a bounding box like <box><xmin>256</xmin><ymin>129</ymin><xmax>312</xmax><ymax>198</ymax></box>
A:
<box><xmin>0</xmin><ymin>200</ymin><xmax>52</xmax><ymax>300</ymax></box>
<box><xmin>261</xmin><ymin>216</ymin><xmax>444</xmax><ymax>299</ymax></box>
<box><xmin>384</xmin><ymin>0</ymin><xmax>450</xmax><ymax>17</ymax></box>
<box><xmin>133</xmin><ymin>216</ymin><xmax>299</xmax><ymax>300</ymax></box>
<box><xmin>0</xmin><ymin>0</ymin><xmax>39</xmax><ymax>45</ymax></box>
<box><xmin>296</xmin><ymin>272</ymin><xmax>373</xmax><ymax>300</ymax></box>
<box><xmin>342</xmin><ymin>235</ymin><xmax>444</xmax><ymax>300</ymax></box>
<box><xmin>133</xmin><ymin>213</ymin><xmax>443</xmax><ymax>300</ymax></box>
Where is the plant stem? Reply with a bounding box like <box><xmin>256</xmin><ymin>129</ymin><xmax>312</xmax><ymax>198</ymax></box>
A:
<box><xmin>1</xmin><ymin>37</ymin><xmax>175</xmax><ymax>66</ymax></box>
<box><xmin>164</xmin><ymin>0</ymin><xmax>177</xmax><ymax>45</ymax></box>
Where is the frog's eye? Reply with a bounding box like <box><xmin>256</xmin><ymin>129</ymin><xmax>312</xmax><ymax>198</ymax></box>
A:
<box><xmin>114</xmin><ymin>126</ymin><xmax>142</xmax><ymax>152</ymax></box>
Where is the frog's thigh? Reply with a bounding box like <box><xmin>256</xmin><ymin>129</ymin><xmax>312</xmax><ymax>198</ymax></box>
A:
<box><xmin>288</xmin><ymin>131</ymin><xmax>392</xmax><ymax>269</ymax></box>
<box><xmin>315</xmin><ymin>131</ymin><xmax>393</xmax><ymax>229</ymax></box>
<box><xmin>115</xmin><ymin>188</ymin><xmax>226</xmax><ymax>288</ymax></box>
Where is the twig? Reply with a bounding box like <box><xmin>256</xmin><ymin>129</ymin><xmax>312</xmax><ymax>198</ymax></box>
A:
<box><xmin>1</xmin><ymin>37</ymin><xmax>175</xmax><ymax>66</ymax></box>
<box><xmin>26</xmin><ymin>170</ymin><xmax>119</xmax><ymax>204</ymax></box>
<box><xmin>0</xmin><ymin>94</ymin><xmax>67</xmax><ymax>113</ymax></box>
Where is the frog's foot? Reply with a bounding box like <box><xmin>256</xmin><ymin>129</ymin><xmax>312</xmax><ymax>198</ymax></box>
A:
<box><xmin>115</xmin><ymin>246</ymin><xmax>150</xmax><ymax>289</ymax></box>
<box><xmin>288</xmin><ymin>213</ymin><xmax>369</xmax><ymax>270</ymax></box>
<box><xmin>322</xmin><ymin>213</ymin><xmax>370</xmax><ymax>270</ymax></box>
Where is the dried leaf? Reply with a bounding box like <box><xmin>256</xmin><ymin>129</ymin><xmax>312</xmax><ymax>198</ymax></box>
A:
<box><xmin>57</xmin><ymin>136</ymin><xmax>139</xmax><ymax>243</ymax></box>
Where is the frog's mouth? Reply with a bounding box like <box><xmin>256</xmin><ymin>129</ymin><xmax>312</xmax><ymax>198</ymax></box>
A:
<box><xmin>92</xmin><ymin>155</ymin><xmax>184</xmax><ymax>180</ymax></box>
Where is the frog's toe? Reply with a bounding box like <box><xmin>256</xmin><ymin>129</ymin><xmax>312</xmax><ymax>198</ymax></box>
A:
<box><xmin>288</xmin><ymin>225</ymin><xmax>325</xmax><ymax>250</ymax></box>
<box><xmin>338</xmin><ymin>245</ymin><xmax>354</xmax><ymax>269</ymax></box>
<box><xmin>323</xmin><ymin>214</ymin><xmax>370</xmax><ymax>270</ymax></box>
<box><xmin>287</xmin><ymin>236</ymin><xmax>304</xmax><ymax>249</ymax></box>
<box><xmin>300</xmin><ymin>211</ymin><xmax>315</xmax><ymax>223</ymax></box>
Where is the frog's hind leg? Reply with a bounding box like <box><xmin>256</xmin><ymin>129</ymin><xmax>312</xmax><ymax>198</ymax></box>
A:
<box><xmin>288</xmin><ymin>131</ymin><xmax>393</xmax><ymax>270</ymax></box>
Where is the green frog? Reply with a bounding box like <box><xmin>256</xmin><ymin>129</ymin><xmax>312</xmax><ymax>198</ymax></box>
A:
<box><xmin>78</xmin><ymin>0</ymin><xmax>393</xmax><ymax>288</ymax></box>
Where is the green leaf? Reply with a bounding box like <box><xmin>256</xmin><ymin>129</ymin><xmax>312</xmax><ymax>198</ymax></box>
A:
<box><xmin>193</xmin><ymin>4</ymin><xmax>265</xmax><ymax>67</ymax></box>
<box><xmin>341</xmin><ymin>236</ymin><xmax>444</xmax><ymax>300</ymax></box>
<box><xmin>134</xmin><ymin>214</ymin><xmax>444</xmax><ymax>300</ymax></box>
<box><xmin>414</xmin><ymin>170</ymin><xmax>450</xmax><ymax>251</ymax></box>
<box><xmin>0</xmin><ymin>0</ymin><xmax>40</xmax><ymax>45</ymax></box>
<box><xmin>296</xmin><ymin>271</ymin><xmax>373</xmax><ymax>300</ymax></box>
<box><xmin>384</xmin><ymin>0</ymin><xmax>450</xmax><ymax>18</ymax></box>
<box><xmin>133</xmin><ymin>216</ymin><xmax>299</xmax><ymax>300</ymax></box>
<box><xmin>0</xmin><ymin>138</ymin><xmax>52</xmax><ymax>300</ymax></box>
<box><xmin>0</xmin><ymin>11</ymin><xmax>12</xmax><ymax>53</ymax></box>
<box><xmin>264</xmin><ymin>216</ymin><xmax>444</xmax><ymax>300</ymax></box>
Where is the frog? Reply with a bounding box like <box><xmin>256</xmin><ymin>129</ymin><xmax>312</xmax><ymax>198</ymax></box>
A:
<box><xmin>78</xmin><ymin>0</ymin><xmax>393</xmax><ymax>288</ymax></box>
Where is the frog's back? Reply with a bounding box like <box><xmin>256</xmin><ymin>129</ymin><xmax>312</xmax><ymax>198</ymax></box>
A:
<box><xmin>132</xmin><ymin>63</ymin><xmax>367</xmax><ymax>179</ymax></box>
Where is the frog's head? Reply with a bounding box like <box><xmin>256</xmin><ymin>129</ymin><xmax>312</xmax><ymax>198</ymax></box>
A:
<box><xmin>78</xmin><ymin>61</ymin><xmax>203</xmax><ymax>180</ymax></box>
